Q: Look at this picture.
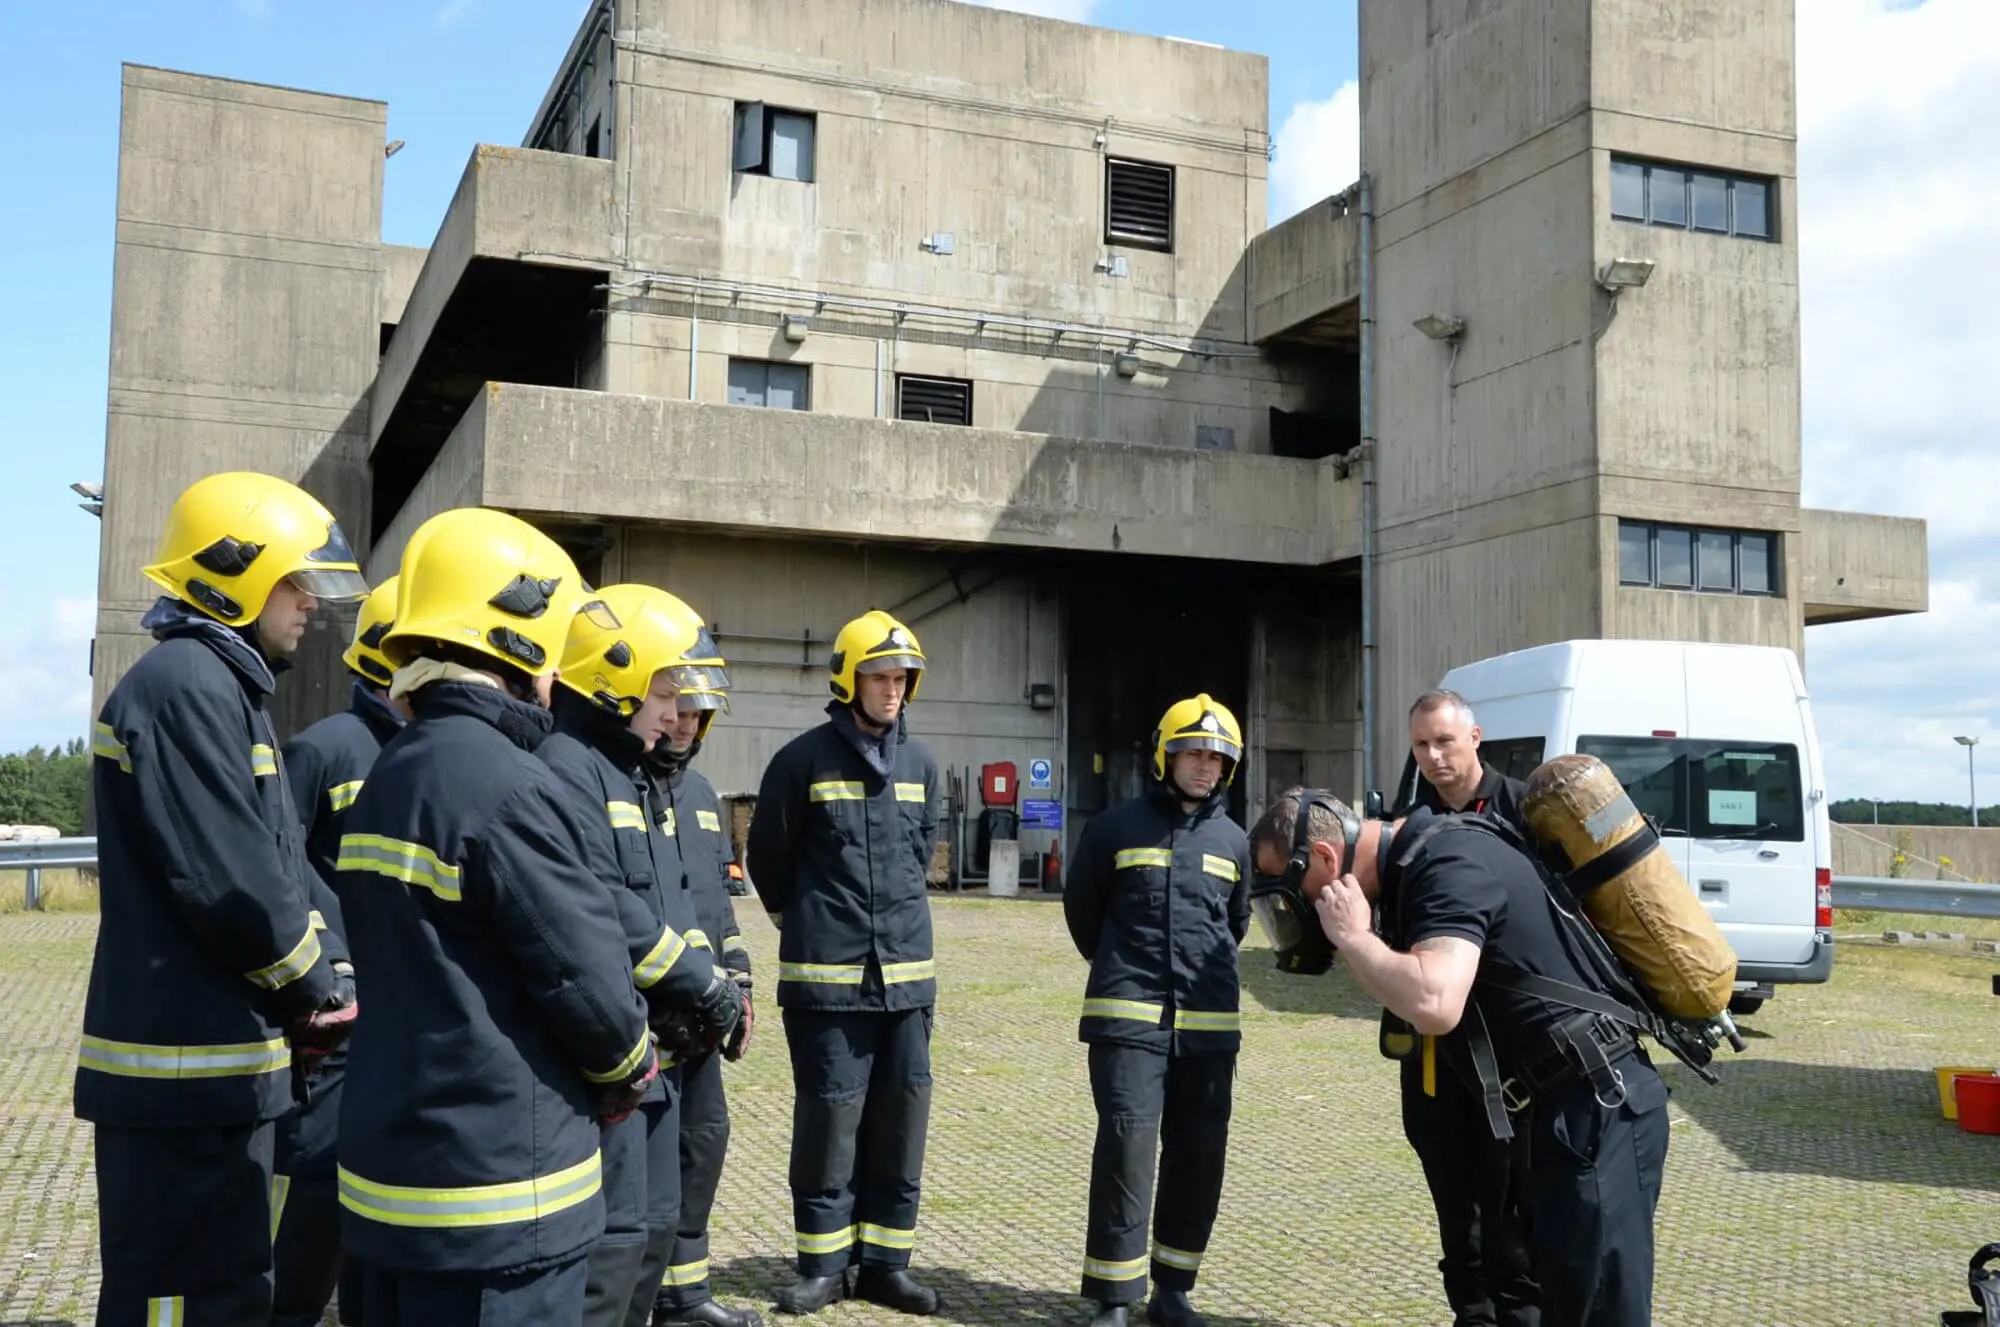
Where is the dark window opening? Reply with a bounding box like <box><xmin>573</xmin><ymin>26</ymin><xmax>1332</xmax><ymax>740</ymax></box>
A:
<box><xmin>1479</xmin><ymin>737</ymin><xmax>1547</xmax><ymax>783</ymax></box>
<box><xmin>733</xmin><ymin>102</ymin><xmax>817</xmax><ymax>182</ymax></box>
<box><xmin>1105</xmin><ymin>158</ymin><xmax>1174</xmax><ymax>251</ymax></box>
<box><xmin>896</xmin><ymin>375</ymin><xmax>973</xmax><ymax>426</ymax></box>
<box><xmin>1611</xmin><ymin>155</ymin><xmax>1776</xmax><ymax>241</ymax></box>
<box><xmin>585</xmin><ymin>116</ymin><xmax>602</xmax><ymax>160</ymax></box>
<box><xmin>1619</xmin><ymin>520</ymin><xmax>1780</xmax><ymax>597</ymax></box>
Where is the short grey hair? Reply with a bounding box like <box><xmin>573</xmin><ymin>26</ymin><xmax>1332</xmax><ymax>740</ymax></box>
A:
<box><xmin>1408</xmin><ymin>688</ymin><xmax>1476</xmax><ymax>726</ymax></box>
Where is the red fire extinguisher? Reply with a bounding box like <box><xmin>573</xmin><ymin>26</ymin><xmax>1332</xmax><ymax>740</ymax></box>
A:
<box><xmin>1043</xmin><ymin>843</ymin><xmax>1062</xmax><ymax>892</ymax></box>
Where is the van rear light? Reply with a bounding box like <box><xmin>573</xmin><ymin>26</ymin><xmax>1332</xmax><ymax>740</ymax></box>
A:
<box><xmin>1815</xmin><ymin>868</ymin><xmax>1834</xmax><ymax>931</ymax></box>
<box><xmin>1651</xmin><ymin>729</ymin><xmax>1677</xmax><ymax>738</ymax></box>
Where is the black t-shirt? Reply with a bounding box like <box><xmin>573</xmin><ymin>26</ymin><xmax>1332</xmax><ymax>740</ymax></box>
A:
<box><xmin>1413</xmin><ymin>764</ymin><xmax>1528</xmax><ymax>837</ymax></box>
<box><xmin>1386</xmin><ymin>806</ymin><xmax>1598</xmax><ymax>1077</ymax></box>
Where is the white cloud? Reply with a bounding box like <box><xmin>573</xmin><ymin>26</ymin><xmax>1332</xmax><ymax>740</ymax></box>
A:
<box><xmin>435</xmin><ymin>0</ymin><xmax>475</xmax><ymax>31</ymax></box>
<box><xmin>1796</xmin><ymin>0</ymin><xmax>2000</xmax><ymax>804</ymax></box>
<box><xmin>958</xmin><ymin>0</ymin><xmax>1100</xmax><ymax>21</ymax></box>
<box><xmin>1269</xmin><ymin>81</ymin><xmax>1359</xmax><ymax>223</ymax></box>
<box><xmin>0</xmin><ymin>596</ymin><xmax>95</xmax><ymax>756</ymax></box>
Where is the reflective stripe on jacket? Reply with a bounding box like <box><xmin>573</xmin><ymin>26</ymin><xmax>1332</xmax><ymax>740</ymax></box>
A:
<box><xmin>77</xmin><ymin>630</ymin><xmax>342</xmax><ymax>1129</ymax></box>
<box><xmin>746</xmin><ymin>718</ymin><xmax>940</xmax><ymax>1012</ymax></box>
<box><xmin>1062</xmin><ymin>789</ymin><xmax>1251</xmax><ymax>1056</ymax></box>
<box><xmin>335</xmin><ymin>680</ymin><xmax>651</xmax><ymax>1272</ymax></box>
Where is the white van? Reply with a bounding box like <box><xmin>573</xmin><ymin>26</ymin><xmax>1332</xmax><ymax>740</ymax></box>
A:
<box><xmin>1389</xmin><ymin>639</ymin><xmax>1834</xmax><ymax>1013</ymax></box>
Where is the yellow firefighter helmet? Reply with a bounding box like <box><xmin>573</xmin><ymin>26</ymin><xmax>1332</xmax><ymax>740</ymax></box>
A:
<box><xmin>828</xmin><ymin>609</ymin><xmax>925</xmax><ymax>705</ymax></box>
<box><xmin>142</xmin><ymin>471</ymin><xmax>368</xmax><ymax>626</ymax></box>
<box><xmin>1151</xmin><ymin>693</ymin><xmax>1244</xmax><ymax>785</ymax></box>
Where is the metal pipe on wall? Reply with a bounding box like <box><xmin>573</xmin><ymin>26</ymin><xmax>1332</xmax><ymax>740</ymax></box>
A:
<box><xmin>688</xmin><ymin>303</ymin><xmax>700</xmax><ymax>401</ymax></box>
<box><xmin>1358</xmin><ymin>173</ymin><xmax>1379</xmax><ymax>800</ymax></box>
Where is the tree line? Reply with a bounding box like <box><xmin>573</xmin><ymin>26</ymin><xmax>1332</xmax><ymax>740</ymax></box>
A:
<box><xmin>1829</xmin><ymin>798</ymin><xmax>2000</xmax><ymax>828</ymax></box>
<box><xmin>0</xmin><ymin>741</ymin><xmax>89</xmax><ymax>836</ymax></box>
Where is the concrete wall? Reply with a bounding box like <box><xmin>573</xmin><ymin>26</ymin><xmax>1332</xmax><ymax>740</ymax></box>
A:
<box><xmin>603</xmin><ymin>298</ymin><xmax>1303</xmax><ymax>453</ymax></box>
<box><xmin>408</xmin><ymin>382</ymin><xmax>1351</xmax><ymax>568</ymax></box>
<box><xmin>96</xmin><ymin>66</ymin><xmax>387</xmax><ymax>735</ymax></box>
<box><xmin>1359</xmin><ymin>0</ymin><xmax>1604</xmax><ymax>782</ymax></box>
<box><xmin>1352</xmin><ymin>0</ymin><xmax>1830</xmax><ymax>785</ymax></box>
<box><xmin>380</xmin><ymin>244</ymin><xmax>429</xmax><ymax>327</ymax></box>
<box><xmin>1801</xmin><ymin>508</ymin><xmax>1929</xmax><ymax>624</ymax></box>
<box><xmin>614</xmin><ymin>0</ymin><xmax>1268</xmax><ymax>338</ymax></box>
<box><xmin>616</xmin><ymin>527</ymin><xmax>1063</xmax><ymax>804</ymax></box>
<box><xmin>370</xmin><ymin>146</ymin><xmax>618</xmax><ymax>450</ymax></box>
<box><xmin>1245</xmin><ymin>195</ymin><xmax>1361</xmax><ymax>344</ymax></box>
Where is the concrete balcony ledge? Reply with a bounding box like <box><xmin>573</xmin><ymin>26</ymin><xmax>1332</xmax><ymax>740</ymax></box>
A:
<box><xmin>1801</xmin><ymin>506</ymin><xmax>1928</xmax><ymax>625</ymax></box>
<box><xmin>369</xmin><ymin>383</ymin><xmax>1359</xmax><ymax>579</ymax></box>
<box><xmin>368</xmin><ymin>146</ymin><xmax>618</xmax><ymax>452</ymax></box>
<box><xmin>1246</xmin><ymin>190</ymin><xmax>1362</xmax><ymax>346</ymax></box>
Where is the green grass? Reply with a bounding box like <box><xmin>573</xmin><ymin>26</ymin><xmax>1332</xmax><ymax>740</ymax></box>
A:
<box><xmin>0</xmin><ymin>867</ymin><xmax>99</xmax><ymax>914</ymax></box>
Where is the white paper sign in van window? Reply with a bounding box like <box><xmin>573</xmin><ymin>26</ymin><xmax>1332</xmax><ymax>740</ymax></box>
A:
<box><xmin>1708</xmin><ymin>790</ymin><xmax>1758</xmax><ymax>826</ymax></box>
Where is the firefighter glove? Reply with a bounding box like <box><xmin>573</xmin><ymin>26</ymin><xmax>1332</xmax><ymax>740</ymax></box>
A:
<box><xmin>724</xmin><ymin>985</ymin><xmax>754</xmax><ymax>1062</ymax></box>
<box><xmin>598</xmin><ymin>1040</ymin><xmax>660</xmax><ymax>1125</ymax></box>
<box><xmin>288</xmin><ymin>976</ymin><xmax>358</xmax><ymax>1071</ymax></box>
<box><xmin>695</xmin><ymin>970</ymin><xmax>744</xmax><ymax>1045</ymax></box>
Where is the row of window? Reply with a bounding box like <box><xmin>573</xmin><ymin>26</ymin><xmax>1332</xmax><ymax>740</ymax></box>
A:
<box><xmin>727</xmin><ymin>357</ymin><xmax>975</xmax><ymax>426</ymax></box>
<box><xmin>1618</xmin><ymin>519</ymin><xmax>1777</xmax><ymax>596</ymax></box>
<box><xmin>732</xmin><ymin>112</ymin><xmax>1779</xmax><ymax>256</ymax></box>
<box><xmin>731</xmin><ymin>101</ymin><xmax>1178</xmax><ymax>252</ymax></box>
<box><xmin>1611</xmin><ymin>156</ymin><xmax>1773</xmax><ymax>240</ymax></box>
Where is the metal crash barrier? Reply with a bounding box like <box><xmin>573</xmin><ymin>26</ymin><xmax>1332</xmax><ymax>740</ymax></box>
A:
<box><xmin>0</xmin><ymin>837</ymin><xmax>99</xmax><ymax>910</ymax></box>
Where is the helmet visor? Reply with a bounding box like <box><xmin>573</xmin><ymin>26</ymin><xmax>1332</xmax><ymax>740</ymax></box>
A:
<box><xmin>857</xmin><ymin>653</ymin><xmax>923</xmax><ymax>676</ymax></box>
<box><xmin>304</xmin><ymin>522</ymin><xmax>361</xmax><ymax>566</ymax></box>
<box><xmin>1164</xmin><ymin>733</ymin><xmax>1242</xmax><ymax>763</ymax></box>
<box><xmin>684</xmin><ymin>628</ymin><xmax>726</xmax><ymax>668</ymax></box>
<box><xmin>578</xmin><ymin>599</ymin><xmax>621</xmax><ymax>630</ymax></box>
<box><xmin>668</xmin><ymin>664</ymin><xmax>731</xmax><ymax>694</ymax></box>
<box><xmin>678</xmin><ymin>687</ymin><xmax>731</xmax><ymax>714</ymax></box>
<box><xmin>287</xmin><ymin>567</ymin><xmax>370</xmax><ymax>604</ymax></box>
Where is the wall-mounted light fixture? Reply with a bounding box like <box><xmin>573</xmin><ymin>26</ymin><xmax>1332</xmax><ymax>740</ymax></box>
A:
<box><xmin>384</xmin><ymin>139</ymin><xmax>406</xmax><ymax>159</ymax></box>
<box><xmin>1027</xmin><ymin>683</ymin><xmax>1057</xmax><ymax>710</ymax></box>
<box><xmin>783</xmin><ymin>315</ymin><xmax>810</xmax><ymax>344</ymax></box>
<box><xmin>1412</xmin><ymin>313</ymin><xmax>1466</xmax><ymax>343</ymax></box>
<box><xmin>1113</xmin><ymin>353</ymin><xmax>1142</xmax><ymax>378</ymax></box>
<box><xmin>1596</xmin><ymin>257</ymin><xmax>1656</xmax><ymax>293</ymax></box>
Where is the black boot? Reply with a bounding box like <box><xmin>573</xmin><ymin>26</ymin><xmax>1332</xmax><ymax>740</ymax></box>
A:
<box><xmin>771</xmin><ymin>1272</ymin><xmax>846</xmax><ymax>1316</ymax></box>
<box><xmin>1145</xmin><ymin>1289</ymin><xmax>1207</xmax><ymax>1327</ymax></box>
<box><xmin>1090</xmin><ymin>1302</ymin><xmax>1130</xmax><ymax>1327</ymax></box>
<box><xmin>653</xmin><ymin>1297</ymin><xmax>765</xmax><ymax>1327</ymax></box>
<box><xmin>853</xmin><ymin>1267</ymin><xmax>940</xmax><ymax>1316</ymax></box>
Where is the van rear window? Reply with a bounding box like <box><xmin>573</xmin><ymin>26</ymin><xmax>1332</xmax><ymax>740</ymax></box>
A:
<box><xmin>1575</xmin><ymin>737</ymin><xmax>1804</xmax><ymax>842</ymax></box>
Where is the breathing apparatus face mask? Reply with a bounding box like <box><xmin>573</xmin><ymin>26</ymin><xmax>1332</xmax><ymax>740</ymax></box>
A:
<box><xmin>1249</xmin><ymin>794</ymin><xmax>1360</xmax><ymax>976</ymax></box>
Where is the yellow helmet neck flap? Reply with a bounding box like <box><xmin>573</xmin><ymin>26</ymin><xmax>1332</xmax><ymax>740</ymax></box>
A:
<box><xmin>1151</xmin><ymin>692</ymin><xmax>1245</xmax><ymax>788</ymax></box>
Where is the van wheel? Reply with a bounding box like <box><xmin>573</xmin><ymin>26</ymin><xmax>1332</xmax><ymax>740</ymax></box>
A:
<box><xmin>1728</xmin><ymin>994</ymin><xmax>1765</xmax><ymax>1017</ymax></box>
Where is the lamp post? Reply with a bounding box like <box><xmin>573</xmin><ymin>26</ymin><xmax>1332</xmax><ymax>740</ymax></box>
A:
<box><xmin>1955</xmin><ymin>735</ymin><xmax>1980</xmax><ymax>828</ymax></box>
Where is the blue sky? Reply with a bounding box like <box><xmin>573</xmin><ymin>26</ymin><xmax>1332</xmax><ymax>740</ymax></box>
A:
<box><xmin>0</xmin><ymin>0</ymin><xmax>1993</xmax><ymax>805</ymax></box>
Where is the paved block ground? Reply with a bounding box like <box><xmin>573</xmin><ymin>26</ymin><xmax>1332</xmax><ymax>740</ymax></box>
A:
<box><xmin>4</xmin><ymin>900</ymin><xmax>1997</xmax><ymax>1326</ymax></box>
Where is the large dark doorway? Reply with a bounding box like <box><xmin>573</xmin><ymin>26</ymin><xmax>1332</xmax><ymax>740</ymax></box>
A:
<box><xmin>1065</xmin><ymin>556</ymin><xmax>1252</xmax><ymax>831</ymax></box>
